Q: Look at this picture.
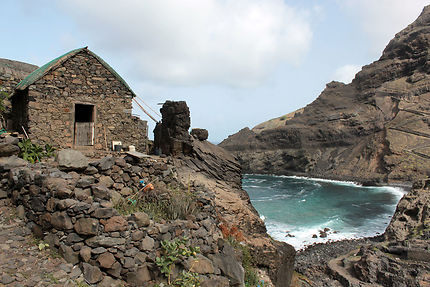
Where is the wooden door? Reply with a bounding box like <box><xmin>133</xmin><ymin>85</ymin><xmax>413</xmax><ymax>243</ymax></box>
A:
<box><xmin>75</xmin><ymin>122</ymin><xmax>94</xmax><ymax>146</ymax></box>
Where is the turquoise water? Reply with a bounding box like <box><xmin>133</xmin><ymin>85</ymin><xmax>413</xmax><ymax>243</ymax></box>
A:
<box><xmin>242</xmin><ymin>174</ymin><xmax>405</xmax><ymax>250</ymax></box>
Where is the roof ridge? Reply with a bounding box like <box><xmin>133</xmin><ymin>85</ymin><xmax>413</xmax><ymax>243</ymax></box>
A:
<box><xmin>14</xmin><ymin>47</ymin><xmax>136</xmax><ymax>97</ymax></box>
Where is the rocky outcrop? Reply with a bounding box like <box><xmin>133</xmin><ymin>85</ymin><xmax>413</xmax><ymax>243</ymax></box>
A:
<box><xmin>156</xmin><ymin>100</ymin><xmax>296</xmax><ymax>286</ymax></box>
<box><xmin>220</xmin><ymin>5</ymin><xmax>430</xmax><ymax>185</ymax></box>
<box><xmin>154</xmin><ymin>100</ymin><xmax>193</xmax><ymax>156</ymax></box>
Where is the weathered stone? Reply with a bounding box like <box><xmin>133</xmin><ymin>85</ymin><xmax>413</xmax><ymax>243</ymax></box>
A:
<box><xmin>74</xmin><ymin>188</ymin><xmax>91</xmax><ymax>201</ymax></box>
<box><xmin>107</xmin><ymin>261</ymin><xmax>122</xmax><ymax>278</ymax></box>
<box><xmin>125</xmin><ymin>247</ymin><xmax>139</xmax><ymax>257</ymax></box>
<box><xmin>185</xmin><ymin>254</ymin><xmax>215</xmax><ymax>274</ymax></box>
<box><xmin>154</xmin><ymin>101</ymin><xmax>193</xmax><ymax>156</ymax></box>
<box><xmin>123</xmin><ymin>257</ymin><xmax>135</xmax><ymax>269</ymax></box>
<box><xmin>44</xmin><ymin>233</ymin><xmax>60</xmax><ymax>248</ymax></box>
<box><xmin>0</xmin><ymin>142</ymin><xmax>19</xmax><ymax>157</ymax></box>
<box><xmin>140</xmin><ymin>236</ymin><xmax>154</xmax><ymax>251</ymax></box>
<box><xmin>82</xmin><ymin>262</ymin><xmax>104</xmax><ymax>284</ymax></box>
<box><xmin>99</xmin><ymin>175</ymin><xmax>114</xmax><ymax>188</ymax></box>
<box><xmin>74</xmin><ymin>217</ymin><xmax>99</xmax><ymax>236</ymax></box>
<box><xmin>98</xmin><ymin>156</ymin><xmax>115</xmax><ymax>171</ymax></box>
<box><xmin>0</xmin><ymin>156</ymin><xmax>27</xmax><ymax>171</ymax></box>
<box><xmin>126</xmin><ymin>266</ymin><xmax>152</xmax><ymax>286</ymax></box>
<box><xmin>42</xmin><ymin>177</ymin><xmax>68</xmax><ymax>193</ymax></box>
<box><xmin>16</xmin><ymin>204</ymin><xmax>25</xmax><ymax>218</ymax></box>
<box><xmin>94</xmin><ymin>207</ymin><xmax>115</xmax><ymax>218</ymax></box>
<box><xmin>92</xmin><ymin>247</ymin><xmax>107</xmax><ymax>254</ymax></box>
<box><xmin>59</xmin><ymin>244</ymin><xmax>79</xmax><ymax>265</ymax></box>
<box><xmin>66</xmin><ymin>233</ymin><xmax>84</xmax><ymax>244</ymax></box>
<box><xmin>92</xmin><ymin>185</ymin><xmax>111</xmax><ymax>200</ymax></box>
<box><xmin>76</xmin><ymin>176</ymin><xmax>96</xmax><ymax>188</ymax></box>
<box><xmin>57</xmin><ymin>149</ymin><xmax>89</xmax><ymax>170</ymax></box>
<box><xmin>211</xmin><ymin>244</ymin><xmax>245</xmax><ymax>286</ymax></box>
<box><xmin>98</xmin><ymin>252</ymin><xmax>116</xmax><ymax>269</ymax></box>
<box><xmin>130</xmin><ymin>211</ymin><xmax>150</xmax><ymax>227</ymax></box>
<box><xmin>85</xmin><ymin>236</ymin><xmax>126</xmax><ymax>248</ymax></box>
<box><xmin>131</xmin><ymin>230</ymin><xmax>144</xmax><ymax>241</ymax></box>
<box><xmin>80</xmin><ymin>246</ymin><xmax>92</xmax><ymax>262</ymax></box>
<box><xmin>56</xmin><ymin>188</ymin><xmax>73</xmax><ymax>199</ymax></box>
<box><xmin>115</xmin><ymin>158</ymin><xmax>127</xmax><ymax>167</ymax></box>
<box><xmin>0</xmin><ymin>189</ymin><xmax>7</xmax><ymax>199</ymax></box>
<box><xmin>84</xmin><ymin>165</ymin><xmax>98</xmax><ymax>175</ymax></box>
<box><xmin>201</xmin><ymin>276</ymin><xmax>230</xmax><ymax>287</ymax></box>
<box><xmin>50</xmin><ymin>211</ymin><xmax>73</xmax><ymax>230</ymax></box>
<box><xmin>191</xmin><ymin>128</ymin><xmax>209</xmax><ymax>141</ymax></box>
<box><xmin>98</xmin><ymin>276</ymin><xmax>123</xmax><ymax>287</ymax></box>
<box><xmin>135</xmin><ymin>252</ymin><xmax>147</xmax><ymax>264</ymax></box>
<box><xmin>104</xmin><ymin>216</ymin><xmax>128</xmax><ymax>232</ymax></box>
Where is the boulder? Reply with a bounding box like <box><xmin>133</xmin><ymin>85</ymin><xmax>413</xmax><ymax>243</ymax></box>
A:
<box><xmin>0</xmin><ymin>142</ymin><xmax>19</xmax><ymax>157</ymax></box>
<box><xmin>185</xmin><ymin>254</ymin><xmax>215</xmax><ymax>274</ymax></box>
<box><xmin>82</xmin><ymin>263</ymin><xmax>104</xmax><ymax>284</ymax></box>
<box><xmin>50</xmin><ymin>211</ymin><xmax>73</xmax><ymax>230</ymax></box>
<box><xmin>98</xmin><ymin>156</ymin><xmax>115</xmax><ymax>171</ymax></box>
<box><xmin>140</xmin><ymin>236</ymin><xmax>154</xmax><ymax>251</ymax></box>
<box><xmin>126</xmin><ymin>266</ymin><xmax>152</xmax><ymax>286</ymax></box>
<box><xmin>97</xmin><ymin>252</ymin><xmax>116</xmax><ymax>269</ymax></box>
<box><xmin>104</xmin><ymin>216</ymin><xmax>128</xmax><ymax>232</ymax></box>
<box><xmin>74</xmin><ymin>218</ymin><xmax>99</xmax><ymax>236</ymax></box>
<box><xmin>59</xmin><ymin>244</ymin><xmax>79</xmax><ymax>265</ymax></box>
<box><xmin>130</xmin><ymin>211</ymin><xmax>150</xmax><ymax>227</ymax></box>
<box><xmin>57</xmin><ymin>149</ymin><xmax>88</xmax><ymax>170</ymax></box>
<box><xmin>0</xmin><ymin>156</ymin><xmax>27</xmax><ymax>171</ymax></box>
<box><xmin>191</xmin><ymin>128</ymin><xmax>209</xmax><ymax>141</ymax></box>
<box><xmin>211</xmin><ymin>243</ymin><xmax>245</xmax><ymax>286</ymax></box>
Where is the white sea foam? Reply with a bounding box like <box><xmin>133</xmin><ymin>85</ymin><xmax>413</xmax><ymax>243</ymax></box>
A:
<box><xmin>264</xmin><ymin>218</ymin><xmax>386</xmax><ymax>250</ymax></box>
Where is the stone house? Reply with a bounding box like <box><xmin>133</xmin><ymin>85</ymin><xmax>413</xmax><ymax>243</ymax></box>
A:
<box><xmin>10</xmin><ymin>47</ymin><xmax>147</xmax><ymax>153</ymax></box>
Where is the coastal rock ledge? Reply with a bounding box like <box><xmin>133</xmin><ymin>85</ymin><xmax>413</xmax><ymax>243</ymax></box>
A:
<box><xmin>220</xmin><ymin>5</ymin><xmax>430</xmax><ymax>185</ymax></box>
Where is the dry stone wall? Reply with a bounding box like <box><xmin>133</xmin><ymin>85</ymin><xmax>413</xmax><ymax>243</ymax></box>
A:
<box><xmin>0</xmin><ymin>150</ymin><xmax>245</xmax><ymax>286</ymax></box>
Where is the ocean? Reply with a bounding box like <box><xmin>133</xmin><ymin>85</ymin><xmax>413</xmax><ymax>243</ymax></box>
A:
<box><xmin>242</xmin><ymin>174</ymin><xmax>406</xmax><ymax>250</ymax></box>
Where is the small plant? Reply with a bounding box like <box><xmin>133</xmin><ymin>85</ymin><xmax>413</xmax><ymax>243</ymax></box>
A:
<box><xmin>18</xmin><ymin>139</ymin><xmax>56</xmax><ymax>163</ymax></box>
<box><xmin>38</xmin><ymin>242</ymin><xmax>49</xmax><ymax>251</ymax></box>
<box><xmin>155</xmin><ymin>237</ymin><xmax>201</xmax><ymax>286</ymax></box>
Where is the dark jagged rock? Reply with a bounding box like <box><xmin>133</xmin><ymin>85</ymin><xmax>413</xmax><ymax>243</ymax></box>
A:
<box><xmin>154</xmin><ymin>101</ymin><xmax>193</xmax><ymax>156</ymax></box>
<box><xmin>220</xmin><ymin>5</ymin><xmax>430</xmax><ymax>185</ymax></box>
<box><xmin>191</xmin><ymin>128</ymin><xmax>209</xmax><ymax>141</ymax></box>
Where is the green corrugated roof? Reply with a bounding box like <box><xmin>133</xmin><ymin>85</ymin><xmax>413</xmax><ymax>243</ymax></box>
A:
<box><xmin>15</xmin><ymin>47</ymin><xmax>136</xmax><ymax>97</ymax></box>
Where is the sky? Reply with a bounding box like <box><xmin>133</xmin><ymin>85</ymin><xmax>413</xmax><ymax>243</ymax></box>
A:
<box><xmin>2</xmin><ymin>0</ymin><xmax>429</xmax><ymax>142</ymax></box>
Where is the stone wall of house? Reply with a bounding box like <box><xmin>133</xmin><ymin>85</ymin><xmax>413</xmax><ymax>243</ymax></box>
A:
<box><xmin>0</xmin><ymin>59</ymin><xmax>38</xmax><ymax>130</ymax></box>
<box><xmin>22</xmin><ymin>51</ymin><xmax>147</xmax><ymax>152</ymax></box>
<box><xmin>0</xmin><ymin>151</ymin><xmax>245</xmax><ymax>286</ymax></box>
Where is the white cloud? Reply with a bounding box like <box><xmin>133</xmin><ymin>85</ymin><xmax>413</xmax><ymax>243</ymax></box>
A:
<box><xmin>340</xmin><ymin>0</ymin><xmax>429</xmax><ymax>56</ymax></box>
<box><xmin>58</xmin><ymin>0</ymin><xmax>313</xmax><ymax>87</ymax></box>
<box><xmin>332</xmin><ymin>64</ymin><xmax>362</xmax><ymax>84</ymax></box>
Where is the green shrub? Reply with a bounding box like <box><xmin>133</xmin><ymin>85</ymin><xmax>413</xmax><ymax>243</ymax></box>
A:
<box><xmin>155</xmin><ymin>237</ymin><xmax>201</xmax><ymax>286</ymax></box>
<box><xmin>18</xmin><ymin>139</ymin><xmax>56</xmax><ymax>163</ymax></box>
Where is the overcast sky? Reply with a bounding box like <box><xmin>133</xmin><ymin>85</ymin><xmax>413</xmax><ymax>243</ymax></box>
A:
<box><xmin>2</xmin><ymin>0</ymin><xmax>429</xmax><ymax>142</ymax></box>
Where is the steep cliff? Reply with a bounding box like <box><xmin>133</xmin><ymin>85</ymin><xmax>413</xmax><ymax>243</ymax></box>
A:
<box><xmin>220</xmin><ymin>6</ymin><xmax>430</xmax><ymax>185</ymax></box>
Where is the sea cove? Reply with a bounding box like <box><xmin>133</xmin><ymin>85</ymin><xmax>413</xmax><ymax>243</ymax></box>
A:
<box><xmin>243</xmin><ymin>174</ymin><xmax>406</xmax><ymax>250</ymax></box>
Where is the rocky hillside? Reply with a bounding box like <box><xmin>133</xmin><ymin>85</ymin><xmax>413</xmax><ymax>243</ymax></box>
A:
<box><xmin>220</xmin><ymin>5</ymin><xmax>430</xmax><ymax>185</ymax></box>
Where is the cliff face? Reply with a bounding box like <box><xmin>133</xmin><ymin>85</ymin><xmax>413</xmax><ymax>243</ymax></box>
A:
<box><xmin>220</xmin><ymin>6</ymin><xmax>430</xmax><ymax>184</ymax></box>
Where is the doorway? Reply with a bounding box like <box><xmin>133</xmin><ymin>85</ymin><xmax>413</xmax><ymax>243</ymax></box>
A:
<box><xmin>74</xmin><ymin>104</ymin><xmax>95</xmax><ymax>146</ymax></box>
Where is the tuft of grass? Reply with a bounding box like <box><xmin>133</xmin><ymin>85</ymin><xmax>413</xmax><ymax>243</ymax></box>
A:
<box><xmin>114</xmin><ymin>185</ymin><xmax>198</xmax><ymax>221</ymax></box>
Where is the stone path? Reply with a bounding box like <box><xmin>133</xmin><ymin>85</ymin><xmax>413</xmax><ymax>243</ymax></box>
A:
<box><xmin>0</xmin><ymin>198</ymin><xmax>84</xmax><ymax>287</ymax></box>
